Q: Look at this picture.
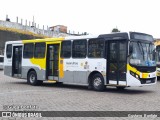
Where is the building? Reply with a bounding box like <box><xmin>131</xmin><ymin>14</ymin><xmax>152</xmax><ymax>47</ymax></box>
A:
<box><xmin>50</xmin><ymin>25</ymin><xmax>67</xmax><ymax>33</ymax></box>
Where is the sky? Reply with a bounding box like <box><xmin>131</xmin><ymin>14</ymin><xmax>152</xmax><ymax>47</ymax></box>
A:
<box><xmin>0</xmin><ymin>0</ymin><xmax>160</xmax><ymax>38</ymax></box>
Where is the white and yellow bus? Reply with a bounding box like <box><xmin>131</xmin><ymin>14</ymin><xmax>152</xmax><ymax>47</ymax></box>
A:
<box><xmin>4</xmin><ymin>32</ymin><xmax>157</xmax><ymax>91</ymax></box>
<box><xmin>154</xmin><ymin>39</ymin><xmax>160</xmax><ymax>78</ymax></box>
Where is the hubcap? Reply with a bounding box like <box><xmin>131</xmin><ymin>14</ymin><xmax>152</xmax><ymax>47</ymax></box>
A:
<box><xmin>94</xmin><ymin>77</ymin><xmax>102</xmax><ymax>87</ymax></box>
<box><xmin>30</xmin><ymin>74</ymin><xmax>35</xmax><ymax>83</ymax></box>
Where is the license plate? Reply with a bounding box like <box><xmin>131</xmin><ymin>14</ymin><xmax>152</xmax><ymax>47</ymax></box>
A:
<box><xmin>146</xmin><ymin>80</ymin><xmax>151</xmax><ymax>84</ymax></box>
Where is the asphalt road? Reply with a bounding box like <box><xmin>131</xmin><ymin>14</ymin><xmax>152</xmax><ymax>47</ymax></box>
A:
<box><xmin>0</xmin><ymin>70</ymin><xmax>160</xmax><ymax>120</ymax></box>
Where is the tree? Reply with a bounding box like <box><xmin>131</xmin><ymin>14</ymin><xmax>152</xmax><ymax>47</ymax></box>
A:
<box><xmin>111</xmin><ymin>28</ymin><xmax>120</xmax><ymax>33</ymax></box>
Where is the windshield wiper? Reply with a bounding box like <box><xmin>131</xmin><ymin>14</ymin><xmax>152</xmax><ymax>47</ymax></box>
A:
<box><xmin>137</xmin><ymin>41</ymin><xmax>145</xmax><ymax>60</ymax></box>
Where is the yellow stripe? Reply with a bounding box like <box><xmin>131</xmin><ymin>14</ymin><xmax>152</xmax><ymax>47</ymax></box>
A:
<box><xmin>127</xmin><ymin>64</ymin><xmax>140</xmax><ymax>76</ymax></box>
<box><xmin>127</xmin><ymin>64</ymin><xmax>150</xmax><ymax>78</ymax></box>
<box><xmin>22</xmin><ymin>38</ymin><xmax>64</xmax><ymax>43</ymax></box>
<box><xmin>59</xmin><ymin>42</ymin><xmax>64</xmax><ymax>78</ymax></box>
<box><xmin>59</xmin><ymin>58</ymin><xmax>64</xmax><ymax>78</ymax></box>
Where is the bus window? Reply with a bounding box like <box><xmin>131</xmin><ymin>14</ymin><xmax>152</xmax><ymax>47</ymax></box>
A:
<box><xmin>23</xmin><ymin>43</ymin><xmax>34</xmax><ymax>58</ymax></box>
<box><xmin>72</xmin><ymin>40</ymin><xmax>87</xmax><ymax>58</ymax></box>
<box><xmin>110</xmin><ymin>42</ymin><xmax>117</xmax><ymax>61</ymax></box>
<box><xmin>61</xmin><ymin>41</ymin><xmax>71</xmax><ymax>58</ymax></box>
<box><xmin>119</xmin><ymin>42</ymin><xmax>127</xmax><ymax>61</ymax></box>
<box><xmin>88</xmin><ymin>39</ymin><xmax>104</xmax><ymax>58</ymax></box>
<box><xmin>6</xmin><ymin>44</ymin><xmax>12</xmax><ymax>58</ymax></box>
<box><xmin>0</xmin><ymin>56</ymin><xmax>4</xmax><ymax>62</ymax></box>
<box><xmin>34</xmin><ymin>43</ymin><xmax>46</xmax><ymax>58</ymax></box>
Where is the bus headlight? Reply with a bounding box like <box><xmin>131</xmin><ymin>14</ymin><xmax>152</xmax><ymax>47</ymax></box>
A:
<box><xmin>130</xmin><ymin>71</ymin><xmax>140</xmax><ymax>79</ymax></box>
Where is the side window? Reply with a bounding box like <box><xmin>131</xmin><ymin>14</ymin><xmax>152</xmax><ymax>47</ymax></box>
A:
<box><xmin>6</xmin><ymin>44</ymin><xmax>12</xmax><ymax>58</ymax></box>
<box><xmin>72</xmin><ymin>40</ymin><xmax>87</xmax><ymax>58</ymax></box>
<box><xmin>0</xmin><ymin>57</ymin><xmax>4</xmax><ymax>62</ymax></box>
<box><xmin>23</xmin><ymin>43</ymin><xmax>34</xmax><ymax>58</ymax></box>
<box><xmin>110</xmin><ymin>42</ymin><xmax>117</xmax><ymax>61</ymax></box>
<box><xmin>88</xmin><ymin>39</ymin><xmax>104</xmax><ymax>58</ymax></box>
<box><xmin>119</xmin><ymin>42</ymin><xmax>126</xmax><ymax>61</ymax></box>
<box><xmin>61</xmin><ymin>41</ymin><xmax>71</xmax><ymax>58</ymax></box>
<box><xmin>34</xmin><ymin>43</ymin><xmax>46</xmax><ymax>58</ymax></box>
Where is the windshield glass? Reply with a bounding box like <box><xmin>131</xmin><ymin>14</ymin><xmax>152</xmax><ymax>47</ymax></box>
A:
<box><xmin>129</xmin><ymin>41</ymin><xmax>156</xmax><ymax>66</ymax></box>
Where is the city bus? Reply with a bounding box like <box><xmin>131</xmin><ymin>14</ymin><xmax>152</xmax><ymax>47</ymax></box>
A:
<box><xmin>154</xmin><ymin>39</ymin><xmax>160</xmax><ymax>79</ymax></box>
<box><xmin>4</xmin><ymin>32</ymin><xmax>157</xmax><ymax>91</ymax></box>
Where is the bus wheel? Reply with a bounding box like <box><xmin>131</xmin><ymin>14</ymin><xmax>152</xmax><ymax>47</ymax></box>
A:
<box><xmin>92</xmin><ymin>73</ymin><xmax>105</xmax><ymax>91</ymax></box>
<box><xmin>27</xmin><ymin>71</ymin><xmax>41</xmax><ymax>86</ymax></box>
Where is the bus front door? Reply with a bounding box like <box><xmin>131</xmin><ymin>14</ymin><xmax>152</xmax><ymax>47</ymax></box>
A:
<box><xmin>46</xmin><ymin>44</ymin><xmax>59</xmax><ymax>80</ymax></box>
<box><xmin>107</xmin><ymin>40</ymin><xmax>127</xmax><ymax>85</ymax></box>
<box><xmin>12</xmin><ymin>46</ymin><xmax>22</xmax><ymax>77</ymax></box>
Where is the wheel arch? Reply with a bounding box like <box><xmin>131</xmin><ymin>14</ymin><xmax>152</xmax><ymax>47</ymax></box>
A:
<box><xmin>88</xmin><ymin>71</ymin><xmax>104</xmax><ymax>86</ymax></box>
<box><xmin>27</xmin><ymin>68</ymin><xmax>36</xmax><ymax>78</ymax></box>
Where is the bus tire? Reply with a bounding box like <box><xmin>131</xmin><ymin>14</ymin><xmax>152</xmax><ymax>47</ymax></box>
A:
<box><xmin>91</xmin><ymin>73</ymin><xmax>105</xmax><ymax>91</ymax></box>
<box><xmin>27</xmin><ymin>71</ymin><xmax>41</xmax><ymax>86</ymax></box>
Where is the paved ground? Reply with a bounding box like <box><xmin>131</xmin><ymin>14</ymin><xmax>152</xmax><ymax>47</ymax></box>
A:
<box><xmin>0</xmin><ymin>70</ymin><xmax>160</xmax><ymax>120</ymax></box>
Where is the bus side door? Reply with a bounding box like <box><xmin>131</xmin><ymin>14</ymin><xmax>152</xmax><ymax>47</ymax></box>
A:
<box><xmin>107</xmin><ymin>40</ymin><xmax>127</xmax><ymax>85</ymax></box>
<box><xmin>46</xmin><ymin>44</ymin><xmax>60</xmax><ymax>81</ymax></box>
<box><xmin>12</xmin><ymin>45</ymin><xmax>22</xmax><ymax>77</ymax></box>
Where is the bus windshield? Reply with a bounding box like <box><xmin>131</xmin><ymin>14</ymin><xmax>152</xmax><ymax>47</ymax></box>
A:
<box><xmin>129</xmin><ymin>41</ymin><xmax>156</xmax><ymax>66</ymax></box>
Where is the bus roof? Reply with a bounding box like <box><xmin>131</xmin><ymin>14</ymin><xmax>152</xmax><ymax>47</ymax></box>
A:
<box><xmin>5</xmin><ymin>34</ymin><xmax>99</xmax><ymax>44</ymax></box>
<box><xmin>5</xmin><ymin>32</ymin><xmax>153</xmax><ymax>44</ymax></box>
<box><xmin>5</xmin><ymin>40</ymin><xmax>22</xmax><ymax>44</ymax></box>
<box><xmin>64</xmin><ymin>34</ymin><xmax>99</xmax><ymax>40</ymax></box>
